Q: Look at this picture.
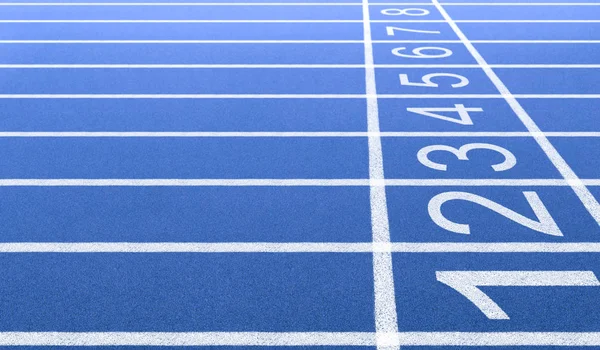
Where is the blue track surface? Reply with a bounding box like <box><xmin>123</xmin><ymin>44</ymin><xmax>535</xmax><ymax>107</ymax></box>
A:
<box><xmin>1</xmin><ymin>0</ymin><xmax>600</xmax><ymax>348</ymax></box>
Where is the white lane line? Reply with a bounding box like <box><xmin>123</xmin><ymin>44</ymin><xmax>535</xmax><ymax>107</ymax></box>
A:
<box><xmin>438</xmin><ymin>2</ymin><xmax>600</xmax><ymax>5</ymax></box>
<box><xmin>471</xmin><ymin>40</ymin><xmax>600</xmax><ymax>44</ymax></box>
<box><xmin>512</xmin><ymin>94</ymin><xmax>600</xmax><ymax>98</ymax></box>
<box><xmin>1</xmin><ymin>40</ymin><xmax>600</xmax><ymax>44</ymax></box>
<box><xmin>0</xmin><ymin>40</ymin><xmax>366</xmax><ymax>44</ymax></box>
<box><xmin>455</xmin><ymin>20</ymin><xmax>600</xmax><ymax>22</ymax></box>
<box><xmin>0</xmin><ymin>19</ymin><xmax>359</xmax><ymax>23</ymax></box>
<box><xmin>0</xmin><ymin>94</ymin><xmax>598</xmax><ymax>99</ymax></box>
<box><xmin>385</xmin><ymin>179</ymin><xmax>598</xmax><ymax>186</ymax></box>
<box><xmin>0</xmin><ymin>332</ymin><xmax>375</xmax><ymax>346</ymax></box>
<box><xmin>0</xmin><ymin>2</ymin><xmax>368</xmax><ymax>4</ymax></box>
<box><xmin>1</xmin><ymin>132</ymin><xmax>599</xmax><ymax>137</ymax></box>
<box><xmin>395</xmin><ymin>243</ymin><xmax>600</xmax><ymax>253</ymax></box>
<box><xmin>0</xmin><ymin>132</ymin><xmax>371</xmax><ymax>137</ymax></box>
<box><xmin>3</xmin><ymin>332</ymin><xmax>600</xmax><ymax>346</ymax></box>
<box><xmin>0</xmin><ymin>94</ymin><xmax>372</xmax><ymax>98</ymax></box>
<box><xmin>1</xmin><ymin>1</ymin><xmax>599</xmax><ymax>5</ymax></box>
<box><xmin>489</xmin><ymin>65</ymin><xmax>600</xmax><ymax>68</ymax></box>
<box><xmin>0</xmin><ymin>179</ymin><xmax>598</xmax><ymax>186</ymax></box>
<box><xmin>3</xmin><ymin>20</ymin><xmax>598</xmax><ymax>23</ymax></box>
<box><xmin>0</xmin><ymin>64</ymin><xmax>598</xmax><ymax>68</ymax></box>
<box><xmin>4</xmin><ymin>242</ymin><xmax>600</xmax><ymax>253</ymax></box>
<box><xmin>0</xmin><ymin>179</ymin><xmax>370</xmax><ymax>186</ymax></box>
<box><xmin>0</xmin><ymin>64</ymin><xmax>370</xmax><ymax>68</ymax></box>
<box><xmin>543</xmin><ymin>132</ymin><xmax>600</xmax><ymax>137</ymax></box>
<box><xmin>380</xmin><ymin>40</ymin><xmax>600</xmax><ymax>44</ymax></box>
<box><xmin>363</xmin><ymin>0</ymin><xmax>399</xmax><ymax>348</ymax></box>
<box><xmin>434</xmin><ymin>0</ymin><xmax>600</xmax><ymax>227</ymax></box>
<box><xmin>0</xmin><ymin>242</ymin><xmax>375</xmax><ymax>253</ymax></box>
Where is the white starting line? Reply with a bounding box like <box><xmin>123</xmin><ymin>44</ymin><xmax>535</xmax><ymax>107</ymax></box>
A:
<box><xmin>2</xmin><ymin>331</ymin><xmax>600</xmax><ymax>346</ymax></box>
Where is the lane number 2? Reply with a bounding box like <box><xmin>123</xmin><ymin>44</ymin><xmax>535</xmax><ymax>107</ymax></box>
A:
<box><xmin>428</xmin><ymin>191</ymin><xmax>563</xmax><ymax>236</ymax></box>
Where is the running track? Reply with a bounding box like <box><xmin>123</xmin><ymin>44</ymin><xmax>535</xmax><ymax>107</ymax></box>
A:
<box><xmin>1</xmin><ymin>0</ymin><xmax>600</xmax><ymax>348</ymax></box>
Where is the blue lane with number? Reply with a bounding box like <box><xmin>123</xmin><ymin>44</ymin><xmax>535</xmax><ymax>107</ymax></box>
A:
<box><xmin>378</xmin><ymin>98</ymin><xmax>528</xmax><ymax>131</ymax></box>
<box><xmin>386</xmin><ymin>186</ymin><xmax>600</xmax><ymax>242</ymax></box>
<box><xmin>370</xmin><ymin>22</ymin><xmax>459</xmax><ymax>40</ymax></box>
<box><xmin>376</xmin><ymin>68</ymin><xmax>498</xmax><ymax>94</ymax></box>
<box><xmin>382</xmin><ymin>137</ymin><xmax>561</xmax><ymax>179</ymax></box>
<box><xmin>394</xmin><ymin>254</ymin><xmax>600</xmax><ymax>331</ymax></box>
<box><xmin>2</xmin><ymin>0</ymin><xmax>600</xmax><ymax>349</ymax></box>
<box><xmin>373</xmin><ymin>43</ymin><xmax>477</xmax><ymax>64</ymax></box>
<box><xmin>369</xmin><ymin>5</ymin><xmax>444</xmax><ymax>20</ymax></box>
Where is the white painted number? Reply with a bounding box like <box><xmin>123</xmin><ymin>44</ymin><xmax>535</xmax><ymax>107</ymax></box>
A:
<box><xmin>417</xmin><ymin>143</ymin><xmax>517</xmax><ymax>172</ymax></box>
<box><xmin>399</xmin><ymin>73</ymin><xmax>469</xmax><ymax>88</ymax></box>
<box><xmin>381</xmin><ymin>8</ymin><xmax>430</xmax><ymax>16</ymax></box>
<box><xmin>428</xmin><ymin>191</ymin><xmax>563</xmax><ymax>236</ymax></box>
<box><xmin>436</xmin><ymin>271</ymin><xmax>600</xmax><ymax>319</ymax></box>
<box><xmin>392</xmin><ymin>46</ymin><xmax>452</xmax><ymax>59</ymax></box>
<box><xmin>407</xmin><ymin>104</ymin><xmax>482</xmax><ymax>125</ymax></box>
<box><xmin>386</xmin><ymin>26</ymin><xmax>441</xmax><ymax>36</ymax></box>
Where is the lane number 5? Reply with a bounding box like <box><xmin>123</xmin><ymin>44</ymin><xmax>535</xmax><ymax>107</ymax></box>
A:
<box><xmin>399</xmin><ymin>73</ymin><xmax>469</xmax><ymax>88</ymax></box>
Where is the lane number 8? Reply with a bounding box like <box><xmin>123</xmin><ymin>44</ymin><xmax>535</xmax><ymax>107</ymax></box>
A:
<box><xmin>381</xmin><ymin>8</ymin><xmax>430</xmax><ymax>16</ymax></box>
